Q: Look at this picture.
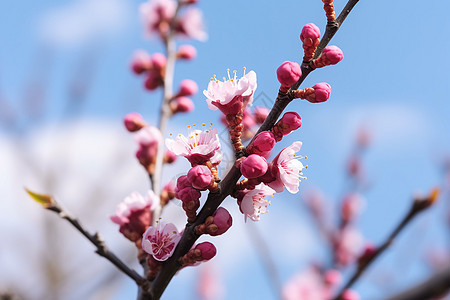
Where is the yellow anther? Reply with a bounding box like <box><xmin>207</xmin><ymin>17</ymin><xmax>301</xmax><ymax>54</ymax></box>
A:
<box><xmin>202</xmin><ymin>123</ymin><xmax>206</xmax><ymax>126</ymax></box>
<box><xmin>304</xmin><ymin>155</ymin><xmax>308</xmax><ymax>159</ymax></box>
<box><xmin>305</xmin><ymin>165</ymin><xmax>308</xmax><ymax>169</ymax></box>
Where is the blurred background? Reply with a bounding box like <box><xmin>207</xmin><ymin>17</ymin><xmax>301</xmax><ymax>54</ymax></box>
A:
<box><xmin>1</xmin><ymin>0</ymin><xmax>449</xmax><ymax>299</ymax></box>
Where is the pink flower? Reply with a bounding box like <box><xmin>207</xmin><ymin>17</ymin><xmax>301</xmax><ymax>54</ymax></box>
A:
<box><xmin>140</xmin><ymin>0</ymin><xmax>177</xmax><ymax>38</ymax></box>
<box><xmin>267</xmin><ymin>141</ymin><xmax>305</xmax><ymax>194</ymax></box>
<box><xmin>110</xmin><ymin>191</ymin><xmax>156</xmax><ymax>241</ymax></box>
<box><xmin>130</xmin><ymin>50</ymin><xmax>152</xmax><ymax>74</ymax></box>
<box><xmin>124</xmin><ymin>113</ymin><xmax>146</xmax><ymax>132</ymax></box>
<box><xmin>239</xmin><ymin>183</ymin><xmax>275</xmax><ymax>222</ymax></box>
<box><xmin>253</xmin><ymin>106</ymin><xmax>270</xmax><ymax>124</ymax></box>
<box><xmin>165</xmin><ymin>128</ymin><xmax>221</xmax><ymax>166</ymax></box>
<box><xmin>240</xmin><ymin>154</ymin><xmax>268</xmax><ymax>179</ymax></box>
<box><xmin>277</xmin><ymin>61</ymin><xmax>302</xmax><ymax>87</ymax></box>
<box><xmin>177</xmin><ymin>44</ymin><xmax>197</xmax><ymax>60</ymax></box>
<box><xmin>187</xmin><ymin>165</ymin><xmax>213</xmax><ymax>190</ymax></box>
<box><xmin>334</xmin><ymin>226</ymin><xmax>364</xmax><ymax>267</ymax></box>
<box><xmin>176</xmin><ymin>79</ymin><xmax>198</xmax><ymax>97</ymax></box>
<box><xmin>210</xmin><ymin>207</ymin><xmax>233</xmax><ymax>236</ymax></box>
<box><xmin>176</xmin><ymin>8</ymin><xmax>208</xmax><ymax>41</ymax></box>
<box><xmin>203</xmin><ymin>69</ymin><xmax>257</xmax><ymax>115</ymax></box>
<box><xmin>142</xmin><ymin>221</ymin><xmax>181</xmax><ymax>261</ymax></box>
<box><xmin>283</xmin><ymin>268</ymin><xmax>327</xmax><ymax>300</ymax></box>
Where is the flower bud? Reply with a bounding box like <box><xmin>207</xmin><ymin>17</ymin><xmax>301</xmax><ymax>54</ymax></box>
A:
<box><xmin>144</xmin><ymin>71</ymin><xmax>163</xmax><ymax>90</ymax></box>
<box><xmin>187</xmin><ymin>165</ymin><xmax>213</xmax><ymax>190</ymax></box>
<box><xmin>177</xmin><ymin>186</ymin><xmax>201</xmax><ymax>204</ymax></box>
<box><xmin>124</xmin><ymin>113</ymin><xmax>146</xmax><ymax>132</ymax></box>
<box><xmin>324</xmin><ymin>269</ymin><xmax>342</xmax><ymax>286</ymax></box>
<box><xmin>177</xmin><ymin>79</ymin><xmax>198</xmax><ymax>97</ymax></box>
<box><xmin>277</xmin><ymin>61</ymin><xmax>302</xmax><ymax>88</ymax></box>
<box><xmin>210</xmin><ymin>207</ymin><xmax>232</xmax><ymax>236</ymax></box>
<box><xmin>151</xmin><ymin>53</ymin><xmax>167</xmax><ymax>70</ymax></box>
<box><xmin>312</xmin><ymin>82</ymin><xmax>331</xmax><ymax>103</ymax></box>
<box><xmin>175</xmin><ymin>175</ymin><xmax>191</xmax><ymax>195</ymax></box>
<box><xmin>195</xmin><ymin>242</ymin><xmax>217</xmax><ymax>261</ymax></box>
<box><xmin>163</xmin><ymin>150</ymin><xmax>177</xmax><ymax>164</ymax></box>
<box><xmin>240</xmin><ymin>154</ymin><xmax>268</xmax><ymax>179</ymax></box>
<box><xmin>177</xmin><ymin>44</ymin><xmax>197</xmax><ymax>60</ymax></box>
<box><xmin>300</xmin><ymin>23</ymin><xmax>321</xmax><ymax>43</ymax></box>
<box><xmin>130</xmin><ymin>50</ymin><xmax>152</xmax><ymax>75</ymax></box>
<box><xmin>247</xmin><ymin>131</ymin><xmax>276</xmax><ymax>158</ymax></box>
<box><xmin>313</xmin><ymin>45</ymin><xmax>344</xmax><ymax>68</ymax></box>
<box><xmin>341</xmin><ymin>290</ymin><xmax>360</xmax><ymax>300</ymax></box>
<box><xmin>253</xmin><ymin>106</ymin><xmax>270</xmax><ymax>124</ymax></box>
<box><xmin>170</xmin><ymin>97</ymin><xmax>194</xmax><ymax>113</ymax></box>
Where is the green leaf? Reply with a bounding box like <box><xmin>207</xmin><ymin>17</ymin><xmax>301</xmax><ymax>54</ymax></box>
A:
<box><xmin>25</xmin><ymin>188</ymin><xmax>54</xmax><ymax>208</ymax></box>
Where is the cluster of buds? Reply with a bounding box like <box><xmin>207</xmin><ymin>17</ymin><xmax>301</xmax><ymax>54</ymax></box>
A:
<box><xmin>140</xmin><ymin>0</ymin><xmax>206</xmax><ymax>41</ymax></box>
<box><xmin>169</xmin><ymin>79</ymin><xmax>198</xmax><ymax>114</ymax></box>
<box><xmin>130</xmin><ymin>51</ymin><xmax>166</xmax><ymax>90</ymax></box>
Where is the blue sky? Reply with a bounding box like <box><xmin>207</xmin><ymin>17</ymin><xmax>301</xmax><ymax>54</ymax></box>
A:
<box><xmin>1</xmin><ymin>0</ymin><xmax>449</xmax><ymax>299</ymax></box>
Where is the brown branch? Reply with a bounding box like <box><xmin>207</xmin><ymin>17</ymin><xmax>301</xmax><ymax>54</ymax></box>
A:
<box><xmin>382</xmin><ymin>266</ymin><xmax>450</xmax><ymax>300</ymax></box>
<box><xmin>332</xmin><ymin>195</ymin><xmax>438</xmax><ymax>300</ymax></box>
<box><xmin>44</xmin><ymin>202</ymin><xmax>149</xmax><ymax>290</ymax></box>
<box><xmin>144</xmin><ymin>1</ymin><xmax>361</xmax><ymax>299</ymax></box>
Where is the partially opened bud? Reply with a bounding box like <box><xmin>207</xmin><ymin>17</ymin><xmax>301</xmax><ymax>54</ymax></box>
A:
<box><xmin>210</xmin><ymin>207</ymin><xmax>233</xmax><ymax>236</ymax></box>
<box><xmin>177</xmin><ymin>44</ymin><xmax>197</xmax><ymax>60</ymax></box>
<box><xmin>177</xmin><ymin>79</ymin><xmax>198</xmax><ymax>97</ymax></box>
<box><xmin>130</xmin><ymin>50</ymin><xmax>152</xmax><ymax>74</ymax></box>
<box><xmin>195</xmin><ymin>242</ymin><xmax>217</xmax><ymax>261</ymax></box>
<box><xmin>240</xmin><ymin>154</ymin><xmax>268</xmax><ymax>179</ymax></box>
<box><xmin>151</xmin><ymin>53</ymin><xmax>167</xmax><ymax>70</ymax></box>
<box><xmin>313</xmin><ymin>45</ymin><xmax>344</xmax><ymax>68</ymax></box>
<box><xmin>247</xmin><ymin>131</ymin><xmax>276</xmax><ymax>158</ymax></box>
<box><xmin>170</xmin><ymin>97</ymin><xmax>194</xmax><ymax>113</ymax></box>
<box><xmin>124</xmin><ymin>113</ymin><xmax>146</xmax><ymax>132</ymax></box>
<box><xmin>277</xmin><ymin>61</ymin><xmax>302</xmax><ymax>89</ymax></box>
<box><xmin>187</xmin><ymin>165</ymin><xmax>213</xmax><ymax>190</ymax></box>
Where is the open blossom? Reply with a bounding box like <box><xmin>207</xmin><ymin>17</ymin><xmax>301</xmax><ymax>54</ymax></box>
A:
<box><xmin>239</xmin><ymin>183</ymin><xmax>275</xmax><ymax>222</ymax></box>
<box><xmin>110</xmin><ymin>191</ymin><xmax>156</xmax><ymax>241</ymax></box>
<box><xmin>140</xmin><ymin>0</ymin><xmax>177</xmax><ymax>37</ymax></box>
<box><xmin>203</xmin><ymin>69</ymin><xmax>257</xmax><ymax>115</ymax></box>
<box><xmin>176</xmin><ymin>8</ymin><xmax>208</xmax><ymax>41</ymax></box>
<box><xmin>142</xmin><ymin>222</ymin><xmax>182</xmax><ymax>261</ymax></box>
<box><xmin>267</xmin><ymin>141</ymin><xmax>306</xmax><ymax>194</ymax></box>
<box><xmin>165</xmin><ymin>128</ymin><xmax>221</xmax><ymax>165</ymax></box>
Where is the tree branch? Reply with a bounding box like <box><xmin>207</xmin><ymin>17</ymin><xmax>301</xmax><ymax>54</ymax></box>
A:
<box><xmin>145</xmin><ymin>1</ymin><xmax>361</xmax><ymax>298</ymax></box>
<box><xmin>383</xmin><ymin>266</ymin><xmax>450</xmax><ymax>300</ymax></box>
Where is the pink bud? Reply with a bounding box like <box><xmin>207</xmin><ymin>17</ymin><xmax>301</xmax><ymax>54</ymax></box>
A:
<box><xmin>195</xmin><ymin>242</ymin><xmax>217</xmax><ymax>260</ymax></box>
<box><xmin>240</xmin><ymin>154</ymin><xmax>268</xmax><ymax>179</ymax></box>
<box><xmin>177</xmin><ymin>79</ymin><xmax>198</xmax><ymax>97</ymax></box>
<box><xmin>177</xmin><ymin>187</ymin><xmax>201</xmax><ymax>204</ymax></box>
<box><xmin>187</xmin><ymin>165</ymin><xmax>213</xmax><ymax>190</ymax></box>
<box><xmin>300</xmin><ymin>23</ymin><xmax>321</xmax><ymax>42</ymax></box>
<box><xmin>341</xmin><ymin>193</ymin><xmax>362</xmax><ymax>223</ymax></box>
<box><xmin>253</xmin><ymin>106</ymin><xmax>270</xmax><ymax>124</ymax></box>
<box><xmin>341</xmin><ymin>290</ymin><xmax>360</xmax><ymax>300</ymax></box>
<box><xmin>322</xmin><ymin>45</ymin><xmax>344</xmax><ymax>65</ymax></box>
<box><xmin>164</xmin><ymin>150</ymin><xmax>177</xmax><ymax>164</ymax></box>
<box><xmin>151</xmin><ymin>53</ymin><xmax>167</xmax><ymax>70</ymax></box>
<box><xmin>130</xmin><ymin>50</ymin><xmax>152</xmax><ymax>75</ymax></box>
<box><xmin>177</xmin><ymin>44</ymin><xmax>197</xmax><ymax>60</ymax></box>
<box><xmin>324</xmin><ymin>269</ymin><xmax>342</xmax><ymax>286</ymax></box>
<box><xmin>175</xmin><ymin>175</ymin><xmax>191</xmax><ymax>197</ymax></box>
<box><xmin>311</xmin><ymin>82</ymin><xmax>331</xmax><ymax>103</ymax></box>
<box><xmin>171</xmin><ymin>97</ymin><xmax>194</xmax><ymax>113</ymax></box>
<box><xmin>144</xmin><ymin>71</ymin><xmax>162</xmax><ymax>90</ymax></box>
<box><xmin>124</xmin><ymin>113</ymin><xmax>146</xmax><ymax>132</ymax></box>
<box><xmin>247</xmin><ymin>131</ymin><xmax>276</xmax><ymax>158</ymax></box>
<box><xmin>280</xmin><ymin>112</ymin><xmax>302</xmax><ymax>133</ymax></box>
<box><xmin>277</xmin><ymin>61</ymin><xmax>302</xmax><ymax>87</ymax></box>
<box><xmin>211</xmin><ymin>207</ymin><xmax>233</xmax><ymax>236</ymax></box>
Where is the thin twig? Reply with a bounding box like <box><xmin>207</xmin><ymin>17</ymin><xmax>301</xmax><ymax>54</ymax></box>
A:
<box><xmin>146</xmin><ymin>1</ymin><xmax>361</xmax><ymax>298</ymax></box>
<box><xmin>332</xmin><ymin>198</ymin><xmax>436</xmax><ymax>300</ymax></box>
<box><xmin>383</xmin><ymin>266</ymin><xmax>450</xmax><ymax>300</ymax></box>
<box><xmin>46</xmin><ymin>202</ymin><xmax>149</xmax><ymax>290</ymax></box>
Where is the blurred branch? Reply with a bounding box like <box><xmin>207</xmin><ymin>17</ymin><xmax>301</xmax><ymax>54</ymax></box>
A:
<box><xmin>26</xmin><ymin>190</ymin><xmax>149</xmax><ymax>290</ymax></box>
<box><xmin>147</xmin><ymin>1</ymin><xmax>361</xmax><ymax>299</ymax></box>
<box><xmin>246</xmin><ymin>222</ymin><xmax>282</xmax><ymax>300</ymax></box>
<box><xmin>383</xmin><ymin>266</ymin><xmax>450</xmax><ymax>300</ymax></box>
<box><xmin>333</xmin><ymin>190</ymin><xmax>440</xmax><ymax>300</ymax></box>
